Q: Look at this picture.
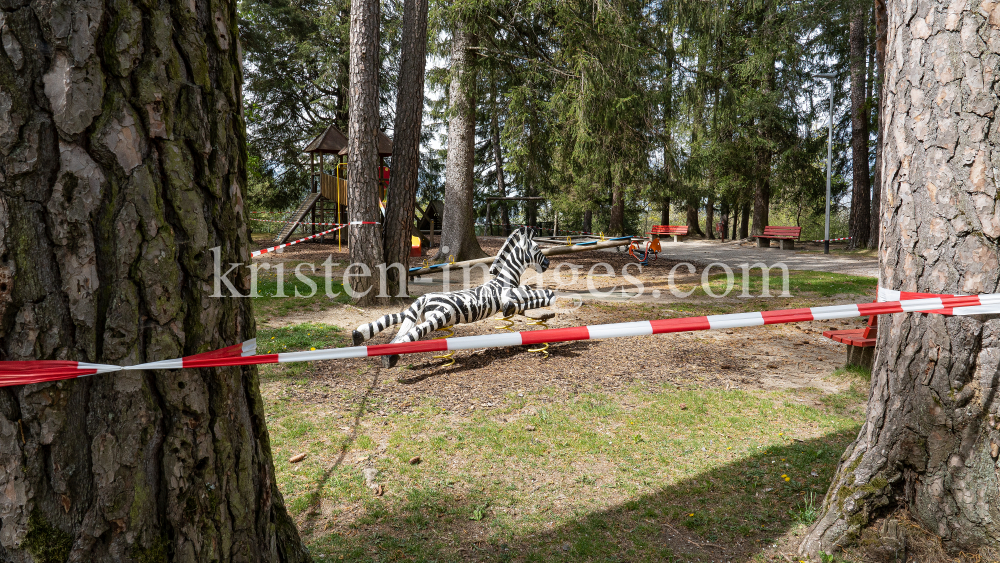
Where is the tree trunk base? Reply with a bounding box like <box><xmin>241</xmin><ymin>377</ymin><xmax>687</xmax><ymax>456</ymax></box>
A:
<box><xmin>800</xmin><ymin>316</ymin><xmax>1000</xmax><ymax>559</ymax></box>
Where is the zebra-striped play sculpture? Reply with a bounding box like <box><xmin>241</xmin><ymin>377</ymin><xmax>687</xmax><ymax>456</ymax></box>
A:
<box><xmin>353</xmin><ymin>227</ymin><xmax>556</xmax><ymax>367</ymax></box>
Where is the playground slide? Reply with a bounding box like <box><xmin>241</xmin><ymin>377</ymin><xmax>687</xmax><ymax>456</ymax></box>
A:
<box><xmin>272</xmin><ymin>193</ymin><xmax>323</xmax><ymax>244</ymax></box>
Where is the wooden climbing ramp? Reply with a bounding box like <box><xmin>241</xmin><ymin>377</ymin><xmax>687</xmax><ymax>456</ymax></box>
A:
<box><xmin>272</xmin><ymin>192</ymin><xmax>322</xmax><ymax>244</ymax></box>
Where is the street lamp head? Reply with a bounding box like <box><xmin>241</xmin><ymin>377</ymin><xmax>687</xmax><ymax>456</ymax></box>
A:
<box><xmin>815</xmin><ymin>72</ymin><xmax>837</xmax><ymax>79</ymax></box>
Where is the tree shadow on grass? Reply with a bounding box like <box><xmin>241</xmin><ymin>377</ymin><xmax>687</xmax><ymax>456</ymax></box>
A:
<box><xmin>298</xmin><ymin>368</ymin><xmax>382</xmax><ymax>536</ymax></box>
<box><xmin>305</xmin><ymin>429</ymin><xmax>859</xmax><ymax>562</ymax></box>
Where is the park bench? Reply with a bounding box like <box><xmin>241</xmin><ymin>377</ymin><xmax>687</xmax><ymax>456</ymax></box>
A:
<box><xmin>649</xmin><ymin>225</ymin><xmax>689</xmax><ymax>243</ymax></box>
<box><xmin>823</xmin><ymin>311</ymin><xmax>877</xmax><ymax>369</ymax></box>
<box><xmin>754</xmin><ymin>225</ymin><xmax>802</xmax><ymax>249</ymax></box>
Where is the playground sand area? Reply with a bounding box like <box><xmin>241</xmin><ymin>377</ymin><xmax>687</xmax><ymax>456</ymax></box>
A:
<box><xmin>251</xmin><ymin>235</ymin><xmax>886</xmax><ymax>562</ymax></box>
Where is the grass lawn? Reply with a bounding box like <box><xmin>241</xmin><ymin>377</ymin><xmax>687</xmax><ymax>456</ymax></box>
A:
<box><xmin>257</xmin><ymin>323</ymin><xmax>351</xmax><ymax>378</ymax></box>
<box><xmin>265</xmin><ymin>378</ymin><xmax>866</xmax><ymax>562</ymax></box>
<box><xmin>253</xmin><ymin>274</ymin><xmax>352</xmax><ymax>319</ymax></box>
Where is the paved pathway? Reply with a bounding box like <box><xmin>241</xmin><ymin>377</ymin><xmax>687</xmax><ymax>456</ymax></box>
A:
<box><xmin>642</xmin><ymin>239</ymin><xmax>878</xmax><ymax>278</ymax></box>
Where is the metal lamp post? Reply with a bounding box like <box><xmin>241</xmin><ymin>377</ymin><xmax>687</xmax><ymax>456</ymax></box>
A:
<box><xmin>815</xmin><ymin>72</ymin><xmax>836</xmax><ymax>255</ymax></box>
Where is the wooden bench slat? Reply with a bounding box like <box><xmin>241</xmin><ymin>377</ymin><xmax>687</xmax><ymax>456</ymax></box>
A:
<box><xmin>758</xmin><ymin>226</ymin><xmax>802</xmax><ymax>240</ymax></box>
<box><xmin>649</xmin><ymin>225</ymin><xmax>688</xmax><ymax>235</ymax></box>
<box><xmin>823</xmin><ymin>329</ymin><xmax>876</xmax><ymax>348</ymax></box>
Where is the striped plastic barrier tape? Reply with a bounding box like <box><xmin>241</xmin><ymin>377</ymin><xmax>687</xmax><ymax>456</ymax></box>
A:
<box><xmin>252</xmin><ymin>225</ymin><xmax>348</xmax><ymax>257</ymax></box>
<box><xmin>877</xmin><ymin>287</ymin><xmax>1000</xmax><ymax>315</ymax></box>
<box><xmin>250</xmin><ymin>222</ymin><xmax>379</xmax><ymax>257</ymax></box>
<box><xmin>3</xmin><ymin>292</ymin><xmax>998</xmax><ymax>386</ymax></box>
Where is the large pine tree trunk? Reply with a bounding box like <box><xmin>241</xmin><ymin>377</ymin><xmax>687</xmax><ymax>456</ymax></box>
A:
<box><xmin>705</xmin><ymin>195</ymin><xmax>715</xmax><ymax>239</ymax></box>
<box><xmin>751</xmin><ymin>174</ymin><xmax>770</xmax><ymax>245</ymax></box>
<box><xmin>437</xmin><ymin>22</ymin><xmax>485</xmax><ymax>262</ymax></box>
<box><xmin>848</xmin><ymin>0</ymin><xmax>871</xmax><ymax>249</ymax></box>
<box><xmin>686</xmin><ymin>199</ymin><xmax>705</xmax><ymax>237</ymax></box>
<box><xmin>739</xmin><ymin>203</ymin><xmax>750</xmax><ymax>239</ymax></box>
<box><xmin>608</xmin><ymin>184</ymin><xmax>625</xmax><ymax>235</ymax></box>
<box><xmin>0</xmin><ymin>0</ymin><xmax>309</xmax><ymax>560</ymax></box>
<box><xmin>661</xmin><ymin>30</ymin><xmax>675</xmax><ymax>231</ymax></box>
<box><xmin>347</xmin><ymin>0</ymin><xmax>384</xmax><ymax>304</ymax></box>
<box><xmin>382</xmin><ymin>0</ymin><xmax>428</xmax><ymax>299</ymax></box>
<box><xmin>752</xmin><ymin>55</ymin><xmax>775</xmax><ymax>247</ymax></box>
<box><xmin>800</xmin><ymin>0</ymin><xmax>1000</xmax><ymax>555</ymax></box>
<box><xmin>868</xmin><ymin>0</ymin><xmax>888</xmax><ymax>250</ymax></box>
<box><xmin>490</xmin><ymin>85</ymin><xmax>511</xmax><ymax>236</ymax></box>
<box><xmin>660</xmin><ymin>198</ymin><xmax>670</xmax><ymax>226</ymax></box>
<box><xmin>719</xmin><ymin>200</ymin><xmax>729</xmax><ymax>241</ymax></box>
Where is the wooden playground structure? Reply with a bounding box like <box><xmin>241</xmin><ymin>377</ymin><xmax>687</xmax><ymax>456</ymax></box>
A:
<box><xmin>269</xmin><ymin>125</ymin><xmax>393</xmax><ymax>247</ymax></box>
<box><xmin>270</xmin><ymin>124</ymin><xmax>437</xmax><ymax>256</ymax></box>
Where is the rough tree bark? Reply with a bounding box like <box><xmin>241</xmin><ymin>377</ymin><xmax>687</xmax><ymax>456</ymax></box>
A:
<box><xmin>525</xmin><ymin>183</ymin><xmax>537</xmax><ymax>228</ymax></box>
<box><xmin>705</xmin><ymin>195</ymin><xmax>715</xmax><ymax>239</ymax></box>
<box><xmin>868</xmin><ymin>0</ymin><xmax>888</xmax><ymax>250</ymax></box>
<box><xmin>720</xmin><ymin>200</ymin><xmax>729</xmax><ymax>240</ymax></box>
<box><xmin>347</xmin><ymin>0</ymin><xmax>384</xmax><ymax>304</ymax></box>
<box><xmin>0</xmin><ymin>0</ymin><xmax>310</xmax><ymax>560</ymax></box>
<box><xmin>661</xmin><ymin>29</ymin><xmax>675</xmax><ymax>232</ymax></box>
<box><xmin>800</xmin><ymin>0</ymin><xmax>1000</xmax><ymax>555</ymax></box>
<box><xmin>751</xmin><ymin>174</ymin><xmax>770</xmax><ymax>245</ymax></box>
<box><xmin>739</xmin><ymin>203</ymin><xmax>750</xmax><ymax>239</ymax></box>
<box><xmin>685</xmin><ymin>199</ymin><xmax>705</xmax><ymax>237</ymax></box>
<box><xmin>583</xmin><ymin>209</ymin><xmax>593</xmax><ymax>233</ymax></box>
<box><xmin>848</xmin><ymin>0</ymin><xmax>871</xmax><ymax>249</ymax></box>
<box><xmin>437</xmin><ymin>21</ymin><xmax>485</xmax><ymax>262</ymax></box>
<box><xmin>489</xmin><ymin>83</ymin><xmax>510</xmax><ymax>236</ymax></box>
<box><xmin>382</xmin><ymin>0</ymin><xmax>428</xmax><ymax>299</ymax></box>
<box><xmin>752</xmin><ymin>55</ymin><xmax>775</xmax><ymax>247</ymax></box>
<box><xmin>608</xmin><ymin>184</ymin><xmax>625</xmax><ymax>235</ymax></box>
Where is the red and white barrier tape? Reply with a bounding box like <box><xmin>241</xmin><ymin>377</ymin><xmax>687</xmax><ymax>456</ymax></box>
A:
<box><xmin>0</xmin><ymin>340</ymin><xmax>257</xmax><ymax>385</ymax></box>
<box><xmin>877</xmin><ymin>287</ymin><xmax>1000</xmax><ymax>315</ymax></box>
<box><xmin>252</xmin><ymin>225</ymin><xmax>348</xmax><ymax>257</ymax></box>
<box><xmin>250</xmin><ymin>222</ymin><xmax>381</xmax><ymax>257</ymax></box>
<box><xmin>3</xmin><ymin>292</ymin><xmax>999</xmax><ymax>387</ymax></box>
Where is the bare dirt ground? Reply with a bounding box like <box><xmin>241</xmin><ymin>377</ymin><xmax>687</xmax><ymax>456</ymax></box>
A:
<box><xmin>274</xmin><ymin>301</ymin><xmax>859</xmax><ymax>406</ymax></box>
